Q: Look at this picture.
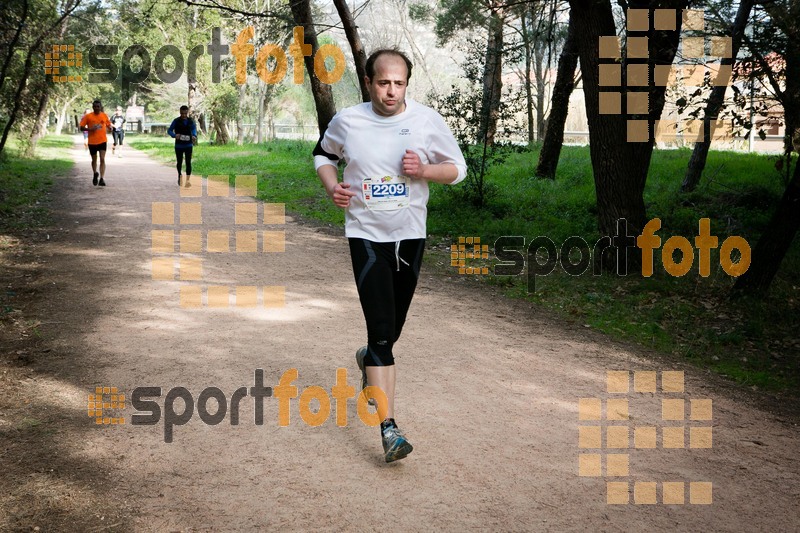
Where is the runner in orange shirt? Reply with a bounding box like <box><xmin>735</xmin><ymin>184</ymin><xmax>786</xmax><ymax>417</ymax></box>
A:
<box><xmin>79</xmin><ymin>100</ymin><xmax>112</xmax><ymax>186</ymax></box>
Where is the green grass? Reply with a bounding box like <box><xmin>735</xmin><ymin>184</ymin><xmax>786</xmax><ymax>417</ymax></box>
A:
<box><xmin>127</xmin><ymin>135</ymin><xmax>800</xmax><ymax>393</ymax></box>
<box><xmin>0</xmin><ymin>135</ymin><xmax>74</xmax><ymax>231</ymax></box>
<box><xmin>128</xmin><ymin>135</ymin><xmax>345</xmax><ymax>225</ymax></box>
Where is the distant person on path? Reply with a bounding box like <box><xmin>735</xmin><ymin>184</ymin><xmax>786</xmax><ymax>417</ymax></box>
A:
<box><xmin>79</xmin><ymin>100</ymin><xmax>111</xmax><ymax>186</ymax></box>
<box><xmin>313</xmin><ymin>49</ymin><xmax>466</xmax><ymax>463</ymax></box>
<box><xmin>167</xmin><ymin>105</ymin><xmax>197</xmax><ymax>187</ymax></box>
<box><xmin>111</xmin><ymin>106</ymin><xmax>126</xmax><ymax>156</ymax></box>
<box><xmin>81</xmin><ymin>108</ymin><xmax>91</xmax><ymax>150</ymax></box>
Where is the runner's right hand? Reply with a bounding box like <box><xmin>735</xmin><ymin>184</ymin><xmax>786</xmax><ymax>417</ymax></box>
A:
<box><xmin>330</xmin><ymin>182</ymin><xmax>356</xmax><ymax>208</ymax></box>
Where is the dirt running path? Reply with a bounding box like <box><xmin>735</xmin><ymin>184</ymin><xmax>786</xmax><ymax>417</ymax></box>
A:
<box><xmin>3</xmin><ymin>139</ymin><xmax>799</xmax><ymax>531</ymax></box>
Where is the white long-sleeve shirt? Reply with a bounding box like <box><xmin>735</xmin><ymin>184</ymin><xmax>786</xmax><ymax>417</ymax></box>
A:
<box><xmin>314</xmin><ymin>98</ymin><xmax>467</xmax><ymax>242</ymax></box>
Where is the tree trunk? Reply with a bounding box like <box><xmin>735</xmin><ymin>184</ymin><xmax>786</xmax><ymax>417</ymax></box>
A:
<box><xmin>236</xmin><ymin>84</ymin><xmax>246</xmax><ymax>145</ymax></box>
<box><xmin>0</xmin><ymin>0</ymin><xmax>29</xmax><ymax>96</ymax></box>
<box><xmin>288</xmin><ymin>0</ymin><xmax>337</xmax><ymax>136</ymax></box>
<box><xmin>257</xmin><ymin>87</ymin><xmax>265</xmax><ymax>143</ymax></box>
<box><xmin>25</xmin><ymin>90</ymin><xmax>50</xmax><ymax>157</ymax></box>
<box><xmin>733</xmin><ymin>21</ymin><xmax>800</xmax><ymax>295</ymax></box>
<box><xmin>534</xmin><ymin>34</ymin><xmax>546</xmax><ymax>140</ymax></box>
<box><xmin>535</xmin><ymin>13</ymin><xmax>578</xmax><ymax>180</ymax></box>
<box><xmin>681</xmin><ymin>0</ymin><xmax>754</xmax><ymax>192</ymax></box>
<box><xmin>520</xmin><ymin>10</ymin><xmax>535</xmax><ymax>145</ymax></box>
<box><xmin>332</xmin><ymin>0</ymin><xmax>369</xmax><ymax>102</ymax></box>
<box><xmin>733</xmin><ymin>154</ymin><xmax>800</xmax><ymax>295</ymax></box>
<box><xmin>212</xmin><ymin>111</ymin><xmax>229</xmax><ymax>145</ymax></box>
<box><xmin>0</xmin><ymin>43</ymin><xmax>39</xmax><ymax>155</ymax></box>
<box><xmin>478</xmin><ymin>10</ymin><xmax>504</xmax><ymax>146</ymax></box>
<box><xmin>569</xmin><ymin>0</ymin><xmax>686</xmax><ymax>266</ymax></box>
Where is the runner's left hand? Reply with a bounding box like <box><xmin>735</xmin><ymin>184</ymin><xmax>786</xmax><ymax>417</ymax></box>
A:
<box><xmin>402</xmin><ymin>150</ymin><xmax>425</xmax><ymax>179</ymax></box>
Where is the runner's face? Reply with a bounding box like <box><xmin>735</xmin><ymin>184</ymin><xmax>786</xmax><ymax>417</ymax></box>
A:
<box><xmin>92</xmin><ymin>103</ymin><xmax>101</xmax><ymax>114</ymax></box>
<box><xmin>366</xmin><ymin>55</ymin><xmax>408</xmax><ymax>117</ymax></box>
<box><xmin>180</xmin><ymin>109</ymin><xmax>188</xmax><ymax>118</ymax></box>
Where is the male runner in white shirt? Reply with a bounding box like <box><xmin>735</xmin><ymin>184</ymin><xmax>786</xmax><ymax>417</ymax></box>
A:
<box><xmin>314</xmin><ymin>49</ymin><xmax>466</xmax><ymax>462</ymax></box>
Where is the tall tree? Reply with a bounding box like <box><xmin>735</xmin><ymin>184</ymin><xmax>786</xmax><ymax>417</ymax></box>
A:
<box><xmin>733</xmin><ymin>0</ymin><xmax>800</xmax><ymax>295</ymax></box>
<box><xmin>535</xmin><ymin>11</ymin><xmax>578</xmax><ymax>179</ymax></box>
<box><xmin>287</xmin><ymin>0</ymin><xmax>337</xmax><ymax>135</ymax></box>
<box><xmin>681</xmin><ymin>0</ymin><xmax>754</xmax><ymax>192</ymax></box>
<box><xmin>428</xmin><ymin>0</ymin><xmax>511</xmax><ymax>145</ymax></box>
<box><xmin>567</xmin><ymin>1</ymin><xmax>687</xmax><ymax>266</ymax></box>
<box><xmin>0</xmin><ymin>0</ymin><xmax>83</xmax><ymax>156</ymax></box>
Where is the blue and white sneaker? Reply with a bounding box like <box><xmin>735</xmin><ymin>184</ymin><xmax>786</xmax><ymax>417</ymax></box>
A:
<box><xmin>382</xmin><ymin>423</ymin><xmax>413</xmax><ymax>463</ymax></box>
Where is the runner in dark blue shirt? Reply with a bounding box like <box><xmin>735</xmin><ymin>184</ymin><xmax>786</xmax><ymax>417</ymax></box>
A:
<box><xmin>167</xmin><ymin>105</ymin><xmax>197</xmax><ymax>187</ymax></box>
